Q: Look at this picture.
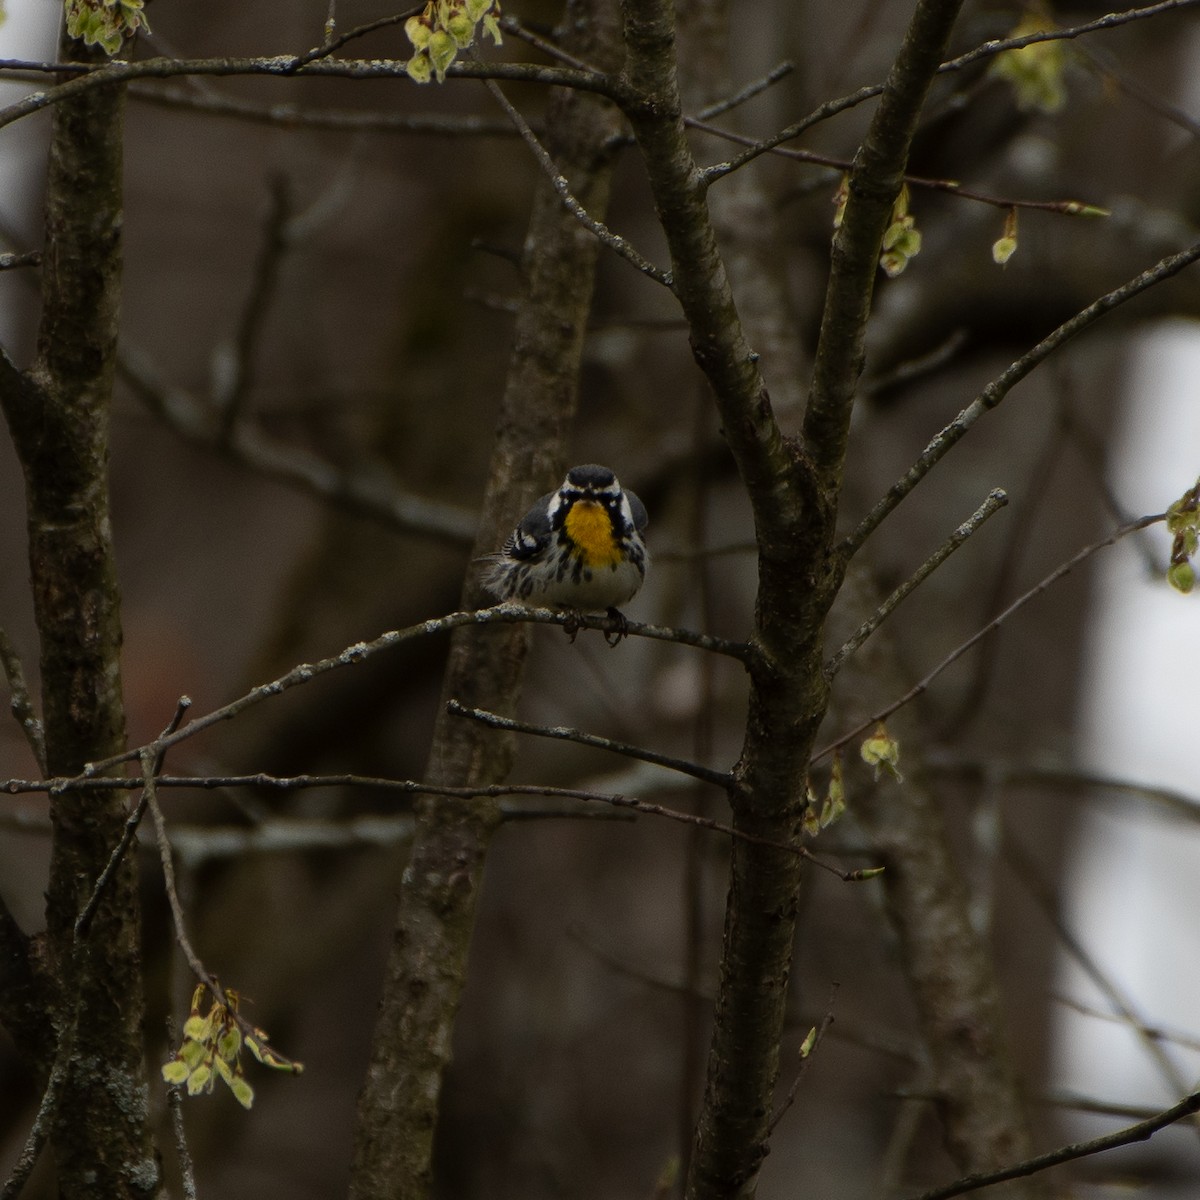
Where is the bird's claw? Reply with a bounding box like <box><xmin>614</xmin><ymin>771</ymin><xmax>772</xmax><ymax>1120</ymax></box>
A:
<box><xmin>603</xmin><ymin>607</ymin><xmax>629</xmax><ymax>647</ymax></box>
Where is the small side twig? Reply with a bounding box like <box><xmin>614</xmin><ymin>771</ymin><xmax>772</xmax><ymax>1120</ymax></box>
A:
<box><xmin>446</xmin><ymin>699</ymin><xmax>733</xmax><ymax>788</ymax></box>
<box><xmin>814</xmin><ymin>512</ymin><xmax>1166</xmax><ymax>762</ymax></box>
<box><xmin>907</xmin><ymin>1088</ymin><xmax>1200</xmax><ymax>1200</ymax></box>
<box><xmin>144</xmin><ymin>748</ymin><xmax>300</xmax><ymax>1071</ymax></box>
<box><xmin>825</xmin><ymin>489</ymin><xmax>1008</xmax><ymax>678</ymax></box>
<box><xmin>1004</xmin><ymin>832</ymin><xmax>1196</xmax><ymax>1114</ymax></box>
<box><xmin>698</xmin><ymin>118</ymin><xmax>1107</xmax><ymax>217</ymax></box>
<box><xmin>842</xmin><ymin>238</ymin><xmax>1200</xmax><ymax>555</ymax></box>
<box><xmin>118</xmin><ymin>345</ymin><xmax>480</xmax><ymax>546</ymax></box>
<box><xmin>480</xmin><ymin>75</ymin><xmax>672</xmax><ymax>287</ymax></box>
<box><xmin>499</xmin><ymin>15</ymin><xmax>594</xmax><ymax>71</ymax></box>
<box><xmin>144</xmin><ymin>749</ymin><xmax>210</xmax><ymax>991</ymax></box>
<box><xmin>0</xmin><ymin>251</ymin><xmax>40</xmax><ymax>271</ymax></box>
<box><xmin>292</xmin><ymin>8</ymin><xmax>421</xmax><ymax>70</ymax></box>
<box><xmin>767</xmin><ymin>985</ymin><xmax>839</xmax><ymax>1135</ymax></box>
<box><xmin>0</xmin><ymin>626</ymin><xmax>46</xmax><ymax>774</ymax></box>
<box><xmin>693</xmin><ymin>60</ymin><xmax>795</xmax><ymax>121</ymax></box>
<box><xmin>74</xmin><ymin>700</ymin><xmax>191</xmax><ymax>939</ymax></box>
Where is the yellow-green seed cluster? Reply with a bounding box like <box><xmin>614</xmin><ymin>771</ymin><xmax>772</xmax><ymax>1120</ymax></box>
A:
<box><xmin>162</xmin><ymin>983</ymin><xmax>303</xmax><ymax>1109</ymax></box>
<box><xmin>404</xmin><ymin>0</ymin><xmax>503</xmax><ymax>85</ymax></box>
<box><xmin>879</xmin><ymin>186</ymin><xmax>922</xmax><ymax>279</ymax></box>
<box><xmin>1166</xmin><ymin>479</ymin><xmax>1200</xmax><ymax>594</ymax></box>
<box><xmin>990</xmin><ymin>14</ymin><xmax>1069</xmax><ymax>114</ymax></box>
<box><xmin>64</xmin><ymin>0</ymin><xmax>149</xmax><ymax>56</ymax></box>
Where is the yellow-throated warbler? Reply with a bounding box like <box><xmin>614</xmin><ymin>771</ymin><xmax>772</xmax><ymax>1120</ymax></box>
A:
<box><xmin>482</xmin><ymin>464</ymin><xmax>648</xmax><ymax>615</ymax></box>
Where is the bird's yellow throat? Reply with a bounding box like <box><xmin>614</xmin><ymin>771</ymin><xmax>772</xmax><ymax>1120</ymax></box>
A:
<box><xmin>564</xmin><ymin>501</ymin><xmax>622</xmax><ymax>568</ymax></box>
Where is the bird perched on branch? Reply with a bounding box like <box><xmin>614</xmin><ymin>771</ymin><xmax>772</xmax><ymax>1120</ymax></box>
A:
<box><xmin>482</xmin><ymin>464</ymin><xmax>648</xmax><ymax>633</ymax></box>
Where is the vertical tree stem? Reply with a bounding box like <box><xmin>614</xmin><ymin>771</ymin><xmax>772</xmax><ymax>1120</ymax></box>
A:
<box><xmin>348</xmin><ymin>6</ymin><xmax>625</xmax><ymax>1196</ymax></box>
<box><xmin>0</xmin><ymin>36</ymin><xmax>160</xmax><ymax>1200</ymax></box>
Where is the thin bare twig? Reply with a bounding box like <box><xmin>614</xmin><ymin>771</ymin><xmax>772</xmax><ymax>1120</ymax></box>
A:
<box><xmin>1004</xmin><ymin>833</ymin><xmax>1197</xmax><ymax>1117</ymax></box>
<box><xmin>144</xmin><ymin>749</ymin><xmax>214</xmax><ymax>988</ymax></box>
<box><xmin>694</xmin><ymin>60</ymin><xmax>795</xmax><ymax>121</ymax></box>
<box><xmin>937</xmin><ymin>411</ymin><xmax>1067</xmax><ymax>738</ymax></box>
<box><xmin>117</xmin><ymin>346</ymin><xmax>480</xmax><ymax>545</ymax></box>
<box><xmin>925</xmin><ymin>754</ymin><xmax>1200</xmax><ymax>822</ymax></box>
<box><xmin>936</xmin><ymin>0</ymin><xmax>1200</xmax><ymax>77</ymax></box>
<box><xmin>843</xmin><ymin>239</ymin><xmax>1200</xmax><ymax>556</ymax></box>
<box><xmin>0</xmin><ymin>626</ymin><xmax>46</xmax><ymax>774</ymax></box>
<box><xmin>447</xmin><ymin>698</ymin><xmax>733</xmax><ymax>788</ymax></box>
<box><xmin>294</xmin><ymin>6</ymin><xmax>421</xmax><ymax>68</ymax></box>
<box><xmin>1076</xmin><ymin>40</ymin><xmax>1200</xmax><ymax>139</ymax></box>
<box><xmin>74</xmin><ymin>700</ymin><xmax>191</xmax><ymax>939</ymax></box>
<box><xmin>694</xmin><ymin>1</ymin><xmax>1200</xmax><ymax>187</ymax></box>
<box><xmin>697</xmin><ymin>119</ymin><xmax>1107</xmax><ymax>216</ymax></box>
<box><xmin>480</xmin><ymin>75</ymin><xmax>672</xmax><ymax>287</ymax></box>
<box><xmin>825</xmin><ymin>489</ymin><xmax>1008</xmax><ymax>678</ymax></box>
<box><xmin>907</xmin><ymin>1088</ymin><xmax>1200</xmax><ymax>1200</ymax></box>
<box><xmin>0</xmin><ymin>766</ymin><xmax>877</xmax><ymax>881</ymax></box>
<box><xmin>860</xmin><ymin>329</ymin><xmax>970</xmax><ymax>400</ymax></box>
<box><xmin>1054</xmin><ymin>996</ymin><xmax>1200</xmax><ymax>1057</ymax></box>
<box><xmin>38</xmin><ymin>605</ymin><xmax>744</xmax><ymax>784</ymax></box>
<box><xmin>144</xmin><ymin>748</ymin><xmax>301</xmax><ymax>1072</ymax></box>
<box><xmin>0</xmin><ymin>776</ymin><xmax>834</xmax><ymax>872</ymax></box>
<box><xmin>767</xmin><ymin>986</ymin><xmax>839</xmax><ymax>1135</ymax></box>
<box><xmin>499</xmin><ymin>15</ymin><xmax>594</xmax><ymax>71</ymax></box>
<box><xmin>130</xmin><ymin>84</ymin><xmax>518</xmax><ymax>135</ymax></box>
<box><xmin>814</xmin><ymin>512</ymin><xmax>1166</xmax><ymax>762</ymax></box>
<box><xmin>0</xmin><ymin>56</ymin><xmax>625</xmax><ymax>135</ymax></box>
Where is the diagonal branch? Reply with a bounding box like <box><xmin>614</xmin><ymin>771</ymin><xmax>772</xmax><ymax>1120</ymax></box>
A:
<box><xmin>446</xmin><ymin>699</ymin><xmax>734</xmax><ymax>788</ymax></box>
<box><xmin>816</xmin><ymin>512</ymin><xmax>1166</xmax><ymax>763</ymax></box>
<box><xmin>826</xmin><ymin>489</ymin><xmax>1008</xmax><ymax>677</ymax></box>
<box><xmin>117</xmin><ymin>346</ymin><xmax>480</xmax><ymax>544</ymax></box>
<box><xmin>481</xmin><ymin>75</ymin><xmax>671</xmax><ymax>285</ymax></box>
<box><xmin>908</xmin><ymin>1088</ymin><xmax>1200</xmax><ymax>1200</ymax></box>
<box><xmin>843</xmin><ymin>239</ymin><xmax>1200</xmax><ymax>554</ymax></box>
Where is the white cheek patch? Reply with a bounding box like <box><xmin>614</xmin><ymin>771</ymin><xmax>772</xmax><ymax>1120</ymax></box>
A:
<box><xmin>618</xmin><ymin>495</ymin><xmax>635</xmax><ymax>531</ymax></box>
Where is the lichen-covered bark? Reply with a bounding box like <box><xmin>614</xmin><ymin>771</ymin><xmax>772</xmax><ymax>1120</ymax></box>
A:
<box><xmin>348</xmin><ymin>6</ymin><xmax>625</xmax><ymax>1196</ymax></box>
<box><xmin>0</xmin><ymin>36</ymin><xmax>161</xmax><ymax>1200</ymax></box>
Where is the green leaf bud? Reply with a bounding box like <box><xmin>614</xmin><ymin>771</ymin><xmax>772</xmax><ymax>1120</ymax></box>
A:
<box><xmin>230</xmin><ymin>1077</ymin><xmax>256</xmax><ymax>1109</ymax></box>
<box><xmin>1167</xmin><ymin>561</ymin><xmax>1195</xmax><ymax>594</ymax></box>
<box><xmin>162</xmin><ymin>1060</ymin><xmax>190</xmax><ymax>1085</ymax></box>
